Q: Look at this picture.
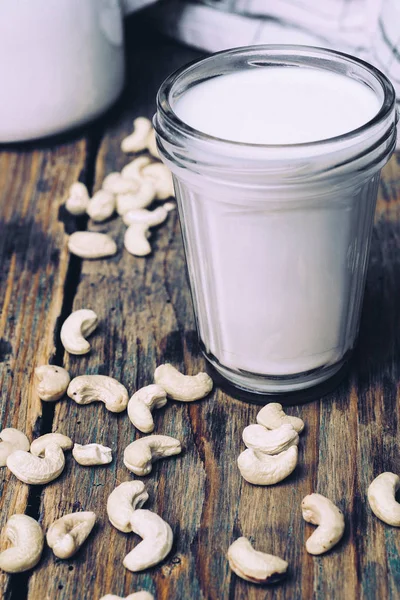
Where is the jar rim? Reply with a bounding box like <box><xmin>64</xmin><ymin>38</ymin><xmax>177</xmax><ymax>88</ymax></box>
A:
<box><xmin>156</xmin><ymin>44</ymin><xmax>396</xmax><ymax>151</ymax></box>
<box><xmin>156</xmin><ymin>45</ymin><xmax>397</xmax><ymax>183</ymax></box>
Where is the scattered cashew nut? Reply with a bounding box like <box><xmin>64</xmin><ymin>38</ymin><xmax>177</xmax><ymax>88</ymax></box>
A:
<box><xmin>121</xmin><ymin>156</ymin><xmax>152</xmax><ymax>180</ymax></box>
<box><xmin>100</xmin><ymin>593</ymin><xmax>154</xmax><ymax>600</ymax></box>
<box><xmin>242</xmin><ymin>424</ymin><xmax>299</xmax><ymax>455</ymax></box>
<box><xmin>123</xmin><ymin>435</ymin><xmax>181</xmax><ymax>476</ymax></box>
<box><xmin>301</xmin><ymin>493</ymin><xmax>345</xmax><ymax>555</ymax></box>
<box><xmin>163</xmin><ymin>201</ymin><xmax>176</xmax><ymax>212</ymax></box>
<box><xmin>72</xmin><ymin>443</ymin><xmax>112</xmax><ymax>466</ymax></box>
<box><xmin>142</xmin><ymin>163</ymin><xmax>174</xmax><ymax>200</ymax></box>
<box><xmin>107</xmin><ymin>481</ymin><xmax>149</xmax><ymax>532</ymax></box>
<box><xmin>34</xmin><ymin>365</ymin><xmax>71</xmax><ymax>402</ymax></box>
<box><xmin>0</xmin><ymin>515</ymin><xmax>44</xmax><ymax>573</ymax></box>
<box><xmin>124</xmin><ymin>224</ymin><xmax>151</xmax><ymax>257</ymax></box>
<box><xmin>123</xmin><ymin>509</ymin><xmax>173</xmax><ymax>572</ymax></box>
<box><xmin>123</xmin><ymin>206</ymin><xmax>168</xmax><ymax>228</ymax></box>
<box><xmin>237</xmin><ymin>445</ymin><xmax>298</xmax><ymax>485</ymax></box>
<box><xmin>227</xmin><ymin>537</ymin><xmax>288</xmax><ymax>584</ymax></box>
<box><xmin>30</xmin><ymin>433</ymin><xmax>73</xmax><ymax>457</ymax></box>
<box><xmin>7</xmin><ymin>443</ymin><xmax>65</xmax><ymax>485</ymax></box>
<box><xmin>257</xmin><ymin>403</ymin><xmax>305</xmax><ymax>433</ymax></box>
<box><xmin>368</xmin><ymin>472</ymin><xmax>400</xmax><ymax>526</ymax></box>
<box><xmin>60</xmin><ymin>309</ymin><xmax>98</xmax><ymax>355</ymax></box>
<box><xmin>102</xmin><ymin>172</ymin><xmax>140</xmax><ymax>195</ymax></box>
<box><xmin>68</xmin><ymin>232</ymin><xmax>117</xmax><ymax>260</ymax></box>
<box><xmin>47</xmin><ymin>511</ymin><xmax>96</xmax><ymax>559</ymax></box>
<box><xmin>87</xmin><ymin>190</ymin><xmax>116</xmax><ymax>222</ymax></box>
<box><xmin>154</xmin><ymin>363</ymin><xmax>213</xmax><ymax>401</ymax></box>
<box><xmin>117</xmin><ymin>180</ymin><xmax>155</xmax><ymax>214</ymax></box>
<box><xmin>0</xmin><ymin>429</ymin><xmax>30</xmax><ymax>467</ymax></box>
<box><xmin>67</xmin><ymin>375</ymin><xmax>128</xmax><ymax>413</ymax></box>
<box><xmin>127</xmin><ymin>384</ymin><xmax>167</xmax><ymax>433</ymax></box>
<box><xmin>121</xmin><ymin>117</ymin><xmax>153</xmax><ymax>153</ymax></box>
<box><xmin>65</xmin><ymin>182</ymin><xmax>90</xmax><ymax>216</ymax></box>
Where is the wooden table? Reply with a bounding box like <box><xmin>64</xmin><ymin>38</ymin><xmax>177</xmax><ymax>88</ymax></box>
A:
<box><xmin>1</xmin><ymin>13</ymin><xmax>400</xmax><ymax>600</ymax></box>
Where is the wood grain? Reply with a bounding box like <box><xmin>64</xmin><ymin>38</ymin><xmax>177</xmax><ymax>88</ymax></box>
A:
<box><xmin>27</xmin><ymin>17</ymin><xmax>206</xmax><ymax>600</ymax></box>
<box><xmin>1</xmin><ymin>15</ymin><xmax>400</xmax><ymax>600</ymax></box>
<box><xmin>29</xmin><ymin>147</ymin><xmax>400</xmax><ymax>600</ymax></box>
<box><xmin>0</xmin><ymin>141</ymin><xmax>87</xmax><ymax>599</ymax></box>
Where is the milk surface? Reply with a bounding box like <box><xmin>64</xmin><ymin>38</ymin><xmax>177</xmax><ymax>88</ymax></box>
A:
<box><xmin>175</xmin><ymin>67</ymin><xmax>380</xmax><ymax>144</ymax></box>
<box><xmin>172</xmin><ymin>67</ymin><xmax>381</xmax><ymax>381</ymax></box>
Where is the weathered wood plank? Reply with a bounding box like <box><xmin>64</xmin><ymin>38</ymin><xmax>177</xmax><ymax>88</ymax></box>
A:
<box><xmin>27</xmin><ymin>18</ymin><xmax>205</xmax><ymax>600</ymax></box>
<box><xmin>11</xmin><ymin>17</ymin><xmax>400</xmax><ymax>600</ymax></box>
<box><xmin>0</xmin><ymin>141</ymin><xmax>87</xmax><ymax>598</ymax></box>
<box><xmin>352</xmin><ymin>156</ymin><xmax>400</xmax><ymax>600</ymax></box>
<box><xmin>27</xmin><ymin>148</ymin><xmax>209</xmax><ymax>600</ymax></box>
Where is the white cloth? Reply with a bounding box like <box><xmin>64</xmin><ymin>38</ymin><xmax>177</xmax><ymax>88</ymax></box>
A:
<box><xmin>147</xmin><ymin>0</ymin><xmax>400</xmax><ymax>103</ymax></box>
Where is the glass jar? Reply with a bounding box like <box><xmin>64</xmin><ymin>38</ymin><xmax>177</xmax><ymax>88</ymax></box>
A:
<box><xmin>155</xmin><ymin>45</ymin><xmax>397</xmax><ymax>394</ymax></box>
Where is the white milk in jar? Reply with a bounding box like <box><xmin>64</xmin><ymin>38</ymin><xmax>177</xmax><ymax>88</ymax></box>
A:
<box><xmin>155</xmin><ymin>46</ymin><xmax>397</xmax><ymax>393</ymax></box>
<box><xmin>174</xmin><ymin>68</ymin><xmax>380</xmax><ymax>144</ymax></box>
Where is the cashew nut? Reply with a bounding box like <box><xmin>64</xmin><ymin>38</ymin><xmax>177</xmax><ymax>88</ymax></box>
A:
<box><xmin>34</xmin><ymin>365</ymin><xmax>71</xmax><ymax>402</ymax></box>
<box><xmin>146</xmin><ymin>129</ymin><xmax>159</xmax><ymax>158</ymax></box>
<box><xmin>60</xmin><ymin>309</ymin><xmax>98</xmax><ymax>355</ymax></box>
<box><xmin>124</xmin><ymin>224</ymin><xmax>151</xmax><ymax>257</ymax></box>
<box><xmin>46</xmin><ymin>511</ymin><xmax>96</xmax><ymax>559</ymax></box>
<box><xmin>0</xmin><ymin>515</ymin><xmax>44</xmax><ymax>573</ymax></box>
<box><xmin>127</xmin><ymin>385</ymin><xmax>167</xmax><ymax>433</ymax></box>
<box><xmin>123</xmin><ymin>509</ymin><xmax>173</xmax><ymax>572</ymax></box>
<box><xmin>30</xmin><ymin>433</ymin><xmax>73</xmax><ymax>457</ymax></box>
<box><xmin>116</xmin><ymin>181</ymin><xmax>155</xmax><ymax>214</ymax></box>
<box><xmin>0</xmin><ymin>429</ymin><xmax>30</xmax><ymax>466</ymax></box>
<box><xmin>100</xmin><ymin>594</ymin><xmax>154</xmax><ymax>600</ymax></box>
<box><xmin>301</xmin><ymin>493</ymin><xmax>345</xmax><ymax>555</ymax></box>
<box><xmin>68</xmin><ymin>232</ymin><xmax>117</xmax><ymax>260</ymax></box>
<box><xmin>154</xmin><ymin>363</ymin><xmax>213</xmax><ymax>402</ymax></box>
<box><xmin>87</xmin><ymin>190</ymin><xmax>116</xmax><ymax>222</ymax></box>
<box><xmin>142</xmin><ymin>163</ymin><xmax>174</xmax><ymax>200</ymax></box>
<box><xmin>7</xmin><ymin>443</ymin><xmax>65</xmax><ymax>485</ymax></box>
<box><xmin>123</xmin><ymin>435</ymin><xmax>181</xmax><ymax>476</ymax></box>
<box><xmin>227</xmin><ymin>537</ymin><xmax>288</xmax><ymax>584</ymax></box>
<box><xmin>242</xmin><ymin>424</ymin><xmax>299</xmax><ymax>455</ymax></box>
<box><xmin>121</xmin><ymin>156</ymin><xmax>152</xmax><ymax>180</ymax></box>
<box><xmin>368</xmin><ymin>472</ymin><xmax>400</xmax><ymax>526</ymax></box>
<box><xmin>72</xmin><ymin>443</ymin><xmax>112</xmax><ymax>466</ymax></box>
<box><xmin>121</xmin><ymin>117</ymin><xmax>153</xmax><ymax>153</ymax></box>
<box><xmin>65</xmin><ymin>182</ymin><xmax>90</xmax><ymax>216</ymax></box>
<box><xmin>163</xmin><ymin>201</ymin><xmax>176</xmax><ymax>212</ymax></box>
<box><xmin>67</xmin><ymin>375</ymin><xmax>128</xmax><ymax>413</ymax></box>
<box><xmin>102</xmin><ymin>172</ymin><xmax>140</xmax><ymax>195</ymax></box>
<box><xmin>122</xmin><ymin>206</ymin><xmax>168</xmax><ymax>228</ymax></box>
<box><xmin>237</xmin><ymin>445</ymin><xmax>298</xmax><ymax>485</ymax></box>
<box><xmin>107</xmin><ymin>481</ymin><xmax>149</xmax><ymax>532</ymax></box>
<box><xmin>257</xmin><ymin>403</ymin><xmax>305</xmax><ymax>434</ymax></box>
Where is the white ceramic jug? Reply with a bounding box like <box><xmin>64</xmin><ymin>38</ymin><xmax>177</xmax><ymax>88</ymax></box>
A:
<box><xmin>0</xmin><ymin>0</ymin><xmax>148</xmax><ymax>142</ymax></box>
